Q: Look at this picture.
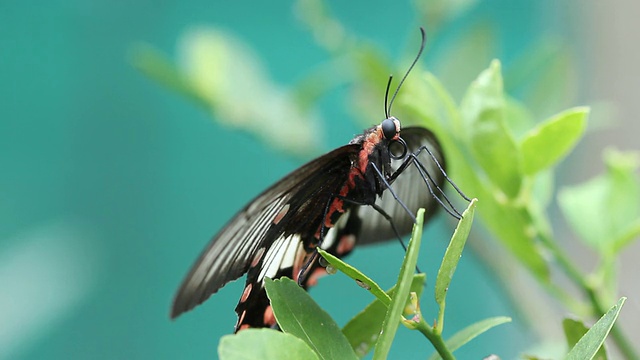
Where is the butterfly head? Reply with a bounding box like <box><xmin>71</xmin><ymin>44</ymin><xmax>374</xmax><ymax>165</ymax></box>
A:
<box><xmin>381</xmin><ymin>117</ymin><xmax>400</xmax><ymax>141</ymax></box>
<box><xmin>379</xmin><ymin>117</ymin><xmax>408</xmax><ymax>161</ymax></box>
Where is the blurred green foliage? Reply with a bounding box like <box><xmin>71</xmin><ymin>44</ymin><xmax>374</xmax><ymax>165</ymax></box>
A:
<box><xmin>133</xmin><ymin>0</ymin><xmax>639</xmax><ymax>358</ymax></box>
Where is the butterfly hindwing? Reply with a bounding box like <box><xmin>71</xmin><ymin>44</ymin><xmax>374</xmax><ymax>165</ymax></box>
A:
<box><xmin>234</xmin><ymin>211</ymin><xmax>355</xmax><ymax>331</ymax></box>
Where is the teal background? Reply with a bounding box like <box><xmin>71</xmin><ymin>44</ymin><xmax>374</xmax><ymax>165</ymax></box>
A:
<box><xmin>0</xmin><ymin>1</ymin><xmax>598</xmax><ymax>359</ymax></box>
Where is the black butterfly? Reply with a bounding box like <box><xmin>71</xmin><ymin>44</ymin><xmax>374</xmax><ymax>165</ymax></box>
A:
<box><xmin>170</xmin><ymin>28</ymin><xmax>467</xmax><ymax>332</ymax></box>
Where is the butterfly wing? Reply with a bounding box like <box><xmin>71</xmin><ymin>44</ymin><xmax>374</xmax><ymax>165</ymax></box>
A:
<box><xmin>171</xmin><ymin>144</ymin><xmax>359</xmax><ymax>319</ymax></box>
<box><xmin>233</xmin><ymin>207</ymin><xmax>357</xmax><ymax>330</ymax></box>
<box><xmin>353</xmin><ymin>126</ymin><xmax>446</xmax><ymax>244</ymax></box>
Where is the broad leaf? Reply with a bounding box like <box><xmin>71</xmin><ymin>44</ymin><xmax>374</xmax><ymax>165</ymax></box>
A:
<box><xmin>219</xmin><ymin>329</ymin><xmax>320</xmax><ymax>360</ymax></box>
<box><xmin>559</xmin><ymin>150</ymin><xmax>640</xmax><ymax>254</ymax></box>
<box><xmin>264</xmin><ymin>278</ymin><xmax>357</xmax><ymax>360</ymax></box>
<box><xmin>462</xmin><ymin>60</ymin><xmax>523</xmax><ymax>198</ymax></box>
<box><xmin>521</xmin><ymin>107</ymin><xmax>588</xmax><ymax>175</ymax></box>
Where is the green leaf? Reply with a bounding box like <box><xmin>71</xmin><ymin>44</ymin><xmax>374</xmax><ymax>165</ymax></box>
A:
<box><xmin>373</xmin><ymin>209</ymin><xmax>425</xmax><ymax>360</ymax></box>
<box><xmin>563</xmin><ymin>318</ymin><xmax>608</xmax><ymax>360</ymax></box>
<box><xmin>567</xmin><ymin>297</ymin><xmax>626</xmax><ymax>360</ymax></box>
<box><xmin>504</xmin><ymin>96</ymin><xmax>536</xmax><ymax>139</ymax></box>
<box><xmin>342</xmin><ymin>274</ymin><xmax>427</xmax><ymax>358</ymax></box>
<box><xmin>218</xmin><ymin>329</ymin><xmax>320</xmax><ymax>360</ymax></box>
<box><xmin>474</xmin><ymin>188</ymin><xmax>551</xmax><ymax>282</ymax></box>
<box><xmin>427</xmin><ymin>316</ymin><xmax>512</xmax><ymax>360</ymax></box>
<box><xmin>521</xmin><ymin>107</ymin><xmax>588</xmax><ymax>175</ymax></box>
<box><xmin>318</xmin><ymin>249</ymin><xmax>390</xmax><ymax>306</ymax></box>
<box><xmin>558</xmin><ymin>149</ymin><xmax>640</xmax><ymax>254</ymax></box>
<box><xmin>435</xmin><ymin>199</ymin><xmax>477</xmax><ymax>325</ymax></box>
<box><xmin>402</xmin><ymin>69</ymin><xmax>550</xmax><ymax>283</ymax></box>
<box><xmin>404</xmin><ymin>69</ymin><xmax>549</xmax><ymax>283</ymax></box>
<box><xmin>130</xmin><ymin>43</ymin><xmax>210</xmax><ymax>107</ymax></box>
<box><xmin>264</xmin><ymin>278</ymin><xmax>357</xmax><ymax>360</ymax></box>
<box><xmin>462</xmin><ymin>60</ymin><xmax>523</xmax><ymax>198</ymax></box>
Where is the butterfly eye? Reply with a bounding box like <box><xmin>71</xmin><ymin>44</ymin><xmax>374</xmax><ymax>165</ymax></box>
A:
<box><xmin>381</xmin><ymin>118</ymin><xmax>397</xmax><ymax>139</ymax></box>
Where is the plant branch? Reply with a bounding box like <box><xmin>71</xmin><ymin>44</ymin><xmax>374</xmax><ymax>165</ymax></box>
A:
<box><xmin>416</xmin><ymin>319</ymin><xmax>456</xmax><ymax>360</ymax></box>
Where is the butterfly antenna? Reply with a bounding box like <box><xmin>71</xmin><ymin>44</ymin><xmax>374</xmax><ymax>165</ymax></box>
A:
<box><xmin>384</xmin><ymin>75</ymin><xmax>393</xmax><ymax>119</ymax></box>
<box><xmin>387</xmin><ymin>27</ymin><xmax>427</xmax><ymax>114</ymax></box>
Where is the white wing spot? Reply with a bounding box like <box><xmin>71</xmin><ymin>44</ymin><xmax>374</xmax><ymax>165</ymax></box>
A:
<box><xmin>258</xmin><ymin>234</ymin><xmax>301</xmax><ymax>285</ymax></box>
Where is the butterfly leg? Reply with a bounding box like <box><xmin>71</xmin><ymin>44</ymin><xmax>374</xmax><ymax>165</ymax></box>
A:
<box><xmin>340</xmin><ymin>197</ymin><xmax>423</xmax><ymax>274</ymax></box>
<box><xmin>369</xmin><ymin>162</ymin><xmax>417</xmax><ymax>223</ymax></box>
<box><xmin>410</xmin><ymin>145</ymin><xmax>470</xmax><ymax>202</ymax></box>
<box><xmin>387</xmin><ymin>149</ymin><xmax>466</xmax><ymax>219</ymax></box>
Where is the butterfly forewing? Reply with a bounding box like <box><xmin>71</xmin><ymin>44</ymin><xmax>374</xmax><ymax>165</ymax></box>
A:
<box><xmin>171</xmin><ymin>144</ymin><xmax>359</xmax><ymax>319</ymax></box>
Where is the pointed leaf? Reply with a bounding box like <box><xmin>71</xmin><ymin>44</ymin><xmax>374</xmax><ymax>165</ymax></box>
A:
<box><xmin>373</xmin><ymin>209</ymin><xmax>425</xmax><ymax>360</ymax></box>
<box><xmin>219</xmin><ymin>329</ymin><xmax>320</xmax><ymax>360</ymax></box>
<box><xmin>318</xmin><ymin>249</ymin><xmax>390</xmax><ymax>306</ymax></box>
<box><xmin>563</xmin><ymin>318</ymin><xmax>608</xmax><ymax>360</ymax></box>
<box><xmin>567</xmin><ymin>297</ymin><xmax>626</xmax><ymax>360</ymax></box>
<box><xmin>435</xmin><ymin>199</ymin><xmax>477</xmax><ymax>306</ymax></box>
<box><xmin>264</xmin><ymin>278</ymin><xmax>357</xmax><ymax>360</ymax></box>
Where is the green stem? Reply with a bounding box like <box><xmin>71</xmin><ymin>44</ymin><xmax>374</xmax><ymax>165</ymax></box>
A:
<box><xmin>417</xmin><ymin>319</ymin><xmax>455</xmax><ymax>360</ymax></box>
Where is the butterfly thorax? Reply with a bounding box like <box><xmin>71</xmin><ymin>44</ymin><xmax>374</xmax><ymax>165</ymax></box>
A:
<box><xmin>319</xmin><ymin>118</ymin><xmax>401</xmax><ymax>238</ymax></box>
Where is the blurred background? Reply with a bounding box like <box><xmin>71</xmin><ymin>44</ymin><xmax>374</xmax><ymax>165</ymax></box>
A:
<box><xmin>1</xmin><ymin>1</ymin><xmax>638</xmax><ymax>359</ymax></box>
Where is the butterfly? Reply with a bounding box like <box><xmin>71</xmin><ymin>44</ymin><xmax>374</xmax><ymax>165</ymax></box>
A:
<box><xmin>170</xmin><ymin>28</ymin><xmax>467</xmax><ymax>332</ymax></box>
